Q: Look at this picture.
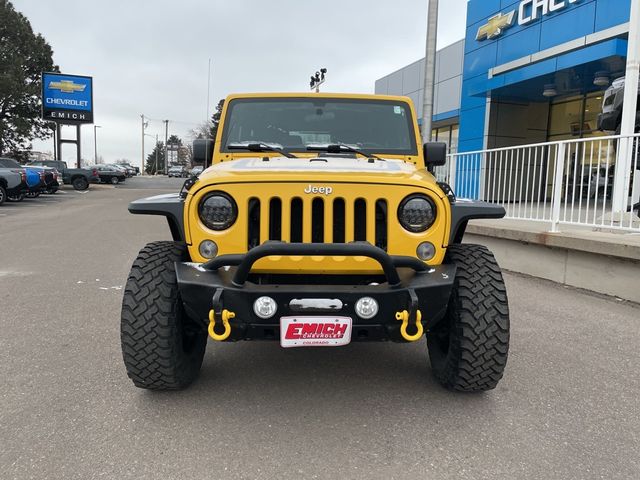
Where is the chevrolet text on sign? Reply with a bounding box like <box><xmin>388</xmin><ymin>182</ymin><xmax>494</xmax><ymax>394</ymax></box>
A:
<box><xmin>41</xmin><ymin>72</ymin><xmax>93</xmax><ymax>123</ymax></box>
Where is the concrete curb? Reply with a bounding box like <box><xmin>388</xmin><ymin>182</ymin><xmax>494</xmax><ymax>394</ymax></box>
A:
<box><xmin>464</xmin><ymin>221</ymin><xmax>640</xmax><ymax>303</ymax></box>
<box><xmin>466</xmin><ymin>221</ymin><xmax>640</xmax><ymax>261</ymax></box>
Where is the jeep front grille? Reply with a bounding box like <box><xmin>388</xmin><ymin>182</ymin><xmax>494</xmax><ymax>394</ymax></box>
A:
<box><xmin>247</xmin><ymin>196</ymin><xmax>388</xmax><ymax>250</ymax></box>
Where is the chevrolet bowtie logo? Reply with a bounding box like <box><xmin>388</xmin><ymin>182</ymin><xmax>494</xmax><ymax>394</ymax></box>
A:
<box><xmin>48</xmin><ymin>80</ymin><xmax>86</xmax><ymax>94</ymax></box>
<box><xmin>476</xmin><ymin>11</ymin><xmax>516</xmax><ymax>41</ymax></box>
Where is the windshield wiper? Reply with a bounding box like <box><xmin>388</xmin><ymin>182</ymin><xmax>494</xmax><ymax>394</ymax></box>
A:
<box><xmin>227</xmin><ymin>142</ymin><xmax>298</xmax><ymax>159</ymax></box>
<box><xmin>306</xmin><ymin>143</ymin><xmax>383</xmax><ymax>161</ymax></box>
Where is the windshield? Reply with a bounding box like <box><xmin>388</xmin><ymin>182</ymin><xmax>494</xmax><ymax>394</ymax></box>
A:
<box><xmin>221</xmin><ymin>98</ymin><xmax>418</xmax><ymax>156</ymax></box>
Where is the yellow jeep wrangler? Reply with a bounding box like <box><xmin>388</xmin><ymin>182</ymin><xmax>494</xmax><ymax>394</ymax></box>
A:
<box><xmin>121</xmin><ymin>93</ymin><xmax>509</xmax><ymax>392</ymax></box>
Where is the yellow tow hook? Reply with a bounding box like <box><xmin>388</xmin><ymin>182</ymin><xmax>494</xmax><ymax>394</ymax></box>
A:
<box><xmin>395</xmin><ymin>310</ymin><xmax>424</xmax><ymax>342</ymax></box>
<box><xmin>208</xmin><ymin>309</ymin><xmax>235</xmax><ymax>341</ymax></box>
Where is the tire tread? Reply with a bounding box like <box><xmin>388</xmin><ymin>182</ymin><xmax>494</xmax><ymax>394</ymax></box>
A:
<box><xmin>120</xmin><ymin>241</ymin><xmax>206</xmax><ymax>390</ymax></box>
<box><xmin>428</xmin><ymin>244</ymin><xmax>510</xmax><ymax>392</ymax></box>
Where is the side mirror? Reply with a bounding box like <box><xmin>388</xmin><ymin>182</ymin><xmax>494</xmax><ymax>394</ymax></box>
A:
<box><xmin>423</xmin><ymin>142</ymin><xmax>447</xmax><ymax>167</ymax></box>
<box><xmin>192</xmin><ymin>139</ymin><xmax>214</xmax><ymax>165</ymax></box>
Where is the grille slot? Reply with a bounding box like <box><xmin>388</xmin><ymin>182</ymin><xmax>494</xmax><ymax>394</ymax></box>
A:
<box><xmin>375</xmin><ymin>200</ymin><xmax>388</xmax><ymax>250</ymax></box>
<box><xmin>269</xmin><ymin>198</ymin><xmax>282</xmax><ymax>241</ymax></box>
<box><xmin>333</xmin><ymin>198</ymin><xmax>346</xmax><ymax>243</ymax></box>
<box><xmin>247</xmin><ymin>194</ymin><xmax>389</xmax><ymax>250</ymax></box>
<box><xmin>311</xmin><ymin>198</ymin><xmax>324</xmax><ymax>243</ymax></box>
<box><xmin>290</xmin><ymin>198</ymin><xmax>303</xmax><ymax>243</ymax></box>
<box><xmin>248</xmin><ymin>198</ymin><xmax>260</xmax><ymax>249</ymax></box>
<box><xmin>354</xmin><ymin>199</ymin><xmax>367</xmax><ymax>241</ymax></box>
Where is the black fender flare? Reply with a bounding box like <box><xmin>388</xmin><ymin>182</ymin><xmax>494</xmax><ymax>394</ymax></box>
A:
<box><xmin>448</xmin><ymin>200</ymin><xmax>505</xmax><ymax>244</ymax></box>
<box><xmin>128</xmin><ymin>193</ymin><xmax>185</xmax><ymax>241</ymax></box>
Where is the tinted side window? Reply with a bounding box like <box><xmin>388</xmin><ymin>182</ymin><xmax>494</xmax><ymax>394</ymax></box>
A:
<box><xmin>0</xmin><ymin>158</ymin><xmax>20</xmax><ymax>168</ymax></box>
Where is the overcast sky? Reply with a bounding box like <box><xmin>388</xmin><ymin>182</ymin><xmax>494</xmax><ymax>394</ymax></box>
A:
<box><xmin>13</xmin><ymin>0</ymin><xmax>467</xmax><ymax>169</ymax></box>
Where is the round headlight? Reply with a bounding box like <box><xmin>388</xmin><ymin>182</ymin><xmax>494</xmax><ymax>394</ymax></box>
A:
<box><xmin>199</xmin><ymin>192</ymin><xmax>237</xmax><ymax>231</ymax></box>
<box><xmin>398</xmin><ymin>195</ymin><xmax>436</xmax><ymax>233</ymax></box>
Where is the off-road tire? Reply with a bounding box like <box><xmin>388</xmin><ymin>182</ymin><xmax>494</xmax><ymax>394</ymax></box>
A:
<box><xmin>72</xmin><ymin>176</ymin><xmax>89</xmax><ymax>190</ymax></box>
<box><xmin>121</xmin><ymin>241</ymin><xmax>207</xmax><ymax>390</ymax></box>
<box><xmin>427</xmin><ymin>244</ymin><xmax>509</xmax><ymax>392</ymax></box>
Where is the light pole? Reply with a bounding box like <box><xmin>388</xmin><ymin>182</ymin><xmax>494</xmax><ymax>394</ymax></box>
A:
<box><xmin>421</xmin><ymin>0</ymin><xmax>439</xmax><ymax>142</ymax></box>
<box><xmin>93</xmin><ymin>125</ymin><xmax>102</xmax><ymax>164</ymax></box>
<box><xmin>141</xmin><ymin>115</ymin><xmax>148</xmax><ymax>175</ymax></box>
<box><xmin>206</xmin><ymin>58</ymin><xmax>212</xmax><ymax>122</ymax></box>
<box><xmin>163</xmin><ymin>120</ymin><xmax>169</xmax><ymax>175</ymax></box>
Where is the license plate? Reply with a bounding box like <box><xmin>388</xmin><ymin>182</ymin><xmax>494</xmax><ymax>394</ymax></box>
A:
<box><xmin>280</xmin><ymin>316</ymin><xmax>352</xmax><ymax>348</ymax></box>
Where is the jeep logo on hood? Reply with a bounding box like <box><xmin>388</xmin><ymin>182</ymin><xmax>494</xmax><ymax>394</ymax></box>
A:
<box><xmin>304</xmin><ymin>185</ymin><xmax>333</xmax><ymax>195</ymax></box>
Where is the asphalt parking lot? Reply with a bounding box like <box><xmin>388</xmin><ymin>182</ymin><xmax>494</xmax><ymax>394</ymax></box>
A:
<box><xmin>1</xmin><ymin>177</ymin><xmax>639</xmax><ymax>480</ymax></box>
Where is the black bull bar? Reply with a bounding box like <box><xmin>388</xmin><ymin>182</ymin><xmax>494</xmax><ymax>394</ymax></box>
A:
<box><xmin>175</xmin><ymin>242</ymin><xmax>456</xmax><ymax>342</ymax></box>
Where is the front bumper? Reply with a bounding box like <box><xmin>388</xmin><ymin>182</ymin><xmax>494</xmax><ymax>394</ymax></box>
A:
<box><xmin>176</xmin><ymin>242</ymin><xmax>456</xmax><ymax>342</ymax></box>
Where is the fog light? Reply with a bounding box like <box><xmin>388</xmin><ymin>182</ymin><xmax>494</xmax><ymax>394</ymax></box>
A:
<box><xmin>355</xmin><ymin>297</ymin><xmax>379</xmax><ymax>320</ymax></box>
<box><xmin>199</xmin><ymin>240</ymin><xmax>218</xmax><ymax>259</ymax></box>
<box><xmin>253</xmin><ymin>296</ymin><xmax>277</xmax><ymax>319</ymax></box>
<box><xmin>417</xmin><ymin>242</ymin><xmax>436</xmax><ymax>261</ymax></box>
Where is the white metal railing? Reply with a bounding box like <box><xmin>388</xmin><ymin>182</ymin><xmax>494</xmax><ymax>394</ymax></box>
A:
<box><xmin>439</xmin><ymin>134</ymin><xmax>640</xmax><ymax>232</ymax></box>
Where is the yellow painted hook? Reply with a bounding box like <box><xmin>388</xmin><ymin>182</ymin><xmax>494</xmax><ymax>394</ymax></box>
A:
<box><xmin>208</xmin><ymin>309</ymin><xmax>235</xmax><ymax>341</ymax></box>
<box><xmin>395</xmin><ymin>310</ymin><xmax>424</xmax><ymax>342</ymax></box>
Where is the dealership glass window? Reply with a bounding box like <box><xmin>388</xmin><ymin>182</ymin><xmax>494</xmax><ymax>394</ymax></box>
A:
<box><xmin>548</xmin><ymin>95</ymin><xmax>584</xmax><ymax>141</ymax></box>
<box><xmin>548</xmin><ymin>93</ymin><xmax>606</xmax><ymax>141</ymax></box>
<box><xmin>582</xmin><ymin>93</ymin><xmax>606</xmax><ymax>137</ymax></box>
<box><xmin>548</xmin><ymin>92</ymin><xmax>613</xmax><ymax>166</ymax></box>
<box><xmin>430</xmin><ymin>123</ymin><xmax>459</xmax><ymax>153</ymax></box>
<box><xmin>450</xmin><ymin>125</ymin><xmax>459</xmax><ymax>153</ymax></box>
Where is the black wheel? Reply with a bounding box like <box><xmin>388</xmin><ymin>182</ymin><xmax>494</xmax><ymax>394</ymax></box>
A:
<box><xmin>121</xmin><ymin>241</ymin><xmax>207</xmax><ymax>390</ymax></box>
<box><xmin>110</xmin><ymin>176</ymin><xmax>119</xmax><ymax>185</ymax></box>
<box><xmin>8</xmin><ymin>192</ymin><xmax>25</xmax><ymax>202</ymax></box>
<box><xmin>0</xmin><ymin>186</ymin><xmax>5</xmax><ymax>206</ymax></box>
<box><xmin>427</xmin><ymin>244</ymin><xmax>509</xmax><ymax>392</ymax></box>
<box><xmin>72</xmin><ymin>176</ymin><xmax>89</xmax><ymax>190</ymax></box>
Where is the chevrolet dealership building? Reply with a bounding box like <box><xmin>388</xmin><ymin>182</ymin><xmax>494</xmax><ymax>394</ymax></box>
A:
<box><xmin>375</xmin><ymin>0</ymin><xmax>633</xmax><ymax>154</ymax></box>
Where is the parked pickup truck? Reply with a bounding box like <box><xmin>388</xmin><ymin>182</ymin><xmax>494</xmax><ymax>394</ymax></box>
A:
<box><xmin>28</xmin><ymin>160</ymin><xmax>99</xmax><ymax>191</ymax></box>
<box><xmin>0</xmin><ymin>168</ymin><xmax>28</xmax><ymax>206</ymax></box>
<box><xmin>0</xmin><ymin>157</ymin><xmax>60</xmax><ymax>197</ymax></box>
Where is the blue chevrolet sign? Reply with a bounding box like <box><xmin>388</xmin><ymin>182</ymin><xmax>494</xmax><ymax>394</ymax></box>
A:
<box><xmin>42</xmin><ymin>72</ymin><xmax>93</xmax><ymax>123</ymax></box>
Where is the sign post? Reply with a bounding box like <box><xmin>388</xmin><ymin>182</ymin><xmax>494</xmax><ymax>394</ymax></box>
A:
<box><xmin>41</xmin><ymin>72</ymin><xmax>94</xmax><ymax>168</ymax></box>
